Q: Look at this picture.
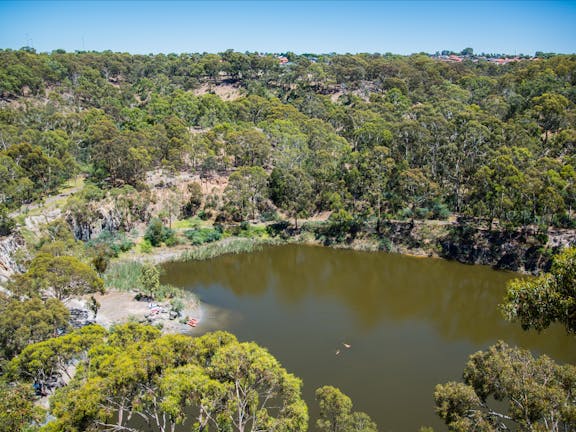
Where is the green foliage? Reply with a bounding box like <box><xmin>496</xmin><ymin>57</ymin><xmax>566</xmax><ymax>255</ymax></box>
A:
<box><xmin>86</xmin><ymin>230</ymin><xmax>134</xmax><ymax>257</ymax></box>
<box><xmin>316</xmin><ymin>385</ymin><xmax>378</xmax><ymax>432</ymax></box>
<box><xmin>0</xmin><ymin>295</ymin><xmax>69</xmax><ymax>366</ymax></box>
<box><xmin>502</xmin><ymin>247</ymin><xmax>576</xmax><ymax>333</ymax></box>
<box><xmin>182</xmin><ymin>181</ymin><xmax>203</xmax><ymax>217</ymax></box>
<box><xmin>103</xmin><ymin>260</ymin><xmax>144</xmax><ymax>292</ymax></box>
<box><xmin>0</xmin><ymin>49</ymin><xmax>575</xmax><ymax>231</ymax></box>
<box><xmin>434</xmin><ymin>341</ymin><xmax>576</xmax><ymax>432</ymax></box>
<box><xmin>38</xmin><ymin>328</ymin><xmax>308</xmax><ymax>432</ymax></box>
<box><xmin>224</xmin><ymin>166</ymin><xmax>268</xmax><ymax>221</ymax></box>
<box><xmin>144</xmin><ymin>218</ymin><xmax>175</xmax><ymax>247</ymax></box>
<box><xmin>0</xmin><ymin>205</ymin><xmax>16</xmax><ymax>236</ymax></box>
<box><xmin>140</xmin><ymin>239</ymin><xmax>153</xmax><ymax>253</ymax></box>
<box><xmin>9</xmin><ymin>252</ymin><xmax>103</xmax><ymax>302</ymax></box>
<box><xmin>184</xmin><ymin>227</ymin><xmax>222</xmax><ymax>245</ymax></box>
<box><xmin>179</xmin><ymin>237</ymin><xmax>267</xmax><ymax>261</ymax></box>
<box><xmin>0</xmin><ymin>381</ymin><xmax>44</xmax><ymax>432</ymax></box>
<box><xmin>138</xmin><ymin>263</ymin><xmax>160</xmax><ymax>298</ymax></box>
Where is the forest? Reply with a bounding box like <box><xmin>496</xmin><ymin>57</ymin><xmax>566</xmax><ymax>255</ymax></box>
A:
<box><xmin>0</xmin><ymin>49</ymin><xmax>575</xmax><ymax>231</ymax></box>
<box><xmin>0</xmin><ymin>48</ymin><xmax>575</xmax><ymax>431</ymax></box>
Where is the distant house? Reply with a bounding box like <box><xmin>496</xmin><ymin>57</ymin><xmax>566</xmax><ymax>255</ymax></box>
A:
<box><xmin>277</xmin><ymin>56</ymin><xmax>289</xmax><ymax>64</ymax></box>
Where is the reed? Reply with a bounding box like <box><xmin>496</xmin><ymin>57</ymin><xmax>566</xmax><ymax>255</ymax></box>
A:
<box><xmin>177</xmin><ymin>237</ymin><xmax>277</xmax><ymax>262</ymax></box>
<box><xmin>103</xmin><ymin>261</ymin><xmax>144</xmax><ymax>292</ymax></box>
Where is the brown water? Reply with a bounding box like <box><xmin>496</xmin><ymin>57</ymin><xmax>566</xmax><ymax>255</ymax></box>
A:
<box><xmin>162</xmin><ymin>244</ymin><xmax>575</xmax><ymax>432</ymax></box>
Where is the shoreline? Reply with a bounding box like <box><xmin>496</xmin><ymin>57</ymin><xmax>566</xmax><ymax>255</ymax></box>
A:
<box><xmin>76</xmin><ymin>220</ymin><xmax>576</xmax><ymax>333</ymax></box>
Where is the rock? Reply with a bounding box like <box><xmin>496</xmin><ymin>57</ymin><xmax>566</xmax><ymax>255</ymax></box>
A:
<box><xmin>67</xmin><ymin>298</ymin><xmax>97</xmax><ymax>328</ymax></box>
<box><xmin>0</xmin><ymin>234</ymin><xmax>25</xmax><ymax>285</ymax></box>
<box><xmin>69</xmin><ymin>308</ymin><xmax>96</xmax><ymax>328</ymax></box>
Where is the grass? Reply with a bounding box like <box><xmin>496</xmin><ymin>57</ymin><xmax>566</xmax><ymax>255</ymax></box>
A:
<box><xmin>61</xmin><ymin>175</ymin><xmax>85</xmax><ymax>193</ymax></box>
<box><xmin>103</xmin><ymin>261</ymin><xmax>144</xmax><ymax>292</ymax></box>
<box><xmin>178</xmin><ymin>237</ymin><xmax>276</xmax><ymax>262</ymax></box>
<box><xmin>172</xmin><ymin>216</ymin><xmax>211</xmax><ymax>230</ymax></box>
<box><xmin>172</xmin><ymin>218</ymin><xmax>200</xmax><ymax>230</ymax></box>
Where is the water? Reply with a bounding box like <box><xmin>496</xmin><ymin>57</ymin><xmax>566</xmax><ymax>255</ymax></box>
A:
<box><xmin>162</xmin><ymin>244</ymin><xmax>575</xmax><ymax>432</ymax></box>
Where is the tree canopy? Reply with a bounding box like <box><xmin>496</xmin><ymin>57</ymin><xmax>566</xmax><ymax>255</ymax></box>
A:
<box><xmin>502</xmin><ymin>247</ymin><xmax>576</xmax><ymax>333</ymax></box>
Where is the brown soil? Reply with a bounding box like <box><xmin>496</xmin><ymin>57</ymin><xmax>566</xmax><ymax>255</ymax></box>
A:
<box><xmin>193</xmin><ymin>83</ymin><xmax>243</xmax><ymax>100</ymax></box>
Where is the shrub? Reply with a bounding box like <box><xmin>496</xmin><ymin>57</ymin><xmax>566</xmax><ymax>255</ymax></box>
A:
<box><xmin>87</xmin><ymin>230</ymin><xmax>134</xmax><ymax>257</ymax></box>
<box><xmin>431</xmin><ymin>201</ymin><xmax>451</xmax><ymax>220</ymax></box>
<box><xmin>144</xmin><ymin>218</ymin><xmax>175</xmax><ymax>247</ymax></box>
<box><xmin>0</xmin><ymin>206</ymin><xmax>15</xmax><ymax>236</ymax></box>
<box><xmin>140</xmin><ymin>239</ymin><xmax>153</xmax><ymax>253</ymax></box>
<box><xmin>198</xmin><ymin>210</ymin><xmax>212</xmax><ymax>220</ymax></box>
<box><xmin>259</xmin><ymin>209</ymin><xmax>278</xmax><ymax>222</ymax></box>
<box><xmin>266</xmin><ymin>220</ymin><xmax>290</xmax><ymax>238</ymax></box>
<box><xmin>184</xmin><ymin>227</ymin><xmax>222</xmax><ymax>245</ymax></box>
<box><xmin>170</xmin><ymin>298</ymin><xmax>185</xmax><ymax>316</ymax></box>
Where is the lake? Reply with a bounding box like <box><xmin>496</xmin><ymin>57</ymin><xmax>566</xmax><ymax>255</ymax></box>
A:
<box><xmin>162</xmin><ymin>244</ymin><xmax>575</xmax><ymax>432</ymax></box>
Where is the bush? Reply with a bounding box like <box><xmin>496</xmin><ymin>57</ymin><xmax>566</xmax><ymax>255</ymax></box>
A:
<box><xmin>378</xmin><ymin>236</ymin><xmax>392</xmax><ymax>252</ymax></box>
<box><xmin>0</xmin><ymin>206</ymin><xmax>15</xmax><ymax>236</ymax></box>
<box><xmin>238</xmin><ymin>224</ymin><xmax>267</xmax><ymax>238</ymax></box>
<box><xmin>259</xmin><ymin>209</ymin><xmax>278</xmax><ymax>222</ymax></box>
<box><xmin>144</xmin><ymin>218</ymin><xmax>175</xmax><ymax>247</ymax></box>
<box><xmin>397</xmin><ymin>207</ymin><xmax>413</xmax><ymax>220</ymax></box>
<box><xmin>140</xmin><ymin>239</ymin><xmax>153</xmax><ymax>253</ymax></box>
<box><xmin>87</xmin><ymin>230</ymin><xmax>134</xmax><ymax>257</ymax></box>
<box><xmin>266</xmin><ymin>220</ymin><xmax>290</xmax><ymax>238</ymax></box>
<box><xmin>198</xmin><ymin>210</ymin><xmax>212</xmax><ymax>221</ymax></box>
<box><xmin>184</xmin><ymin>227</ymin><xmax>222</xmax><ymax>245</ymax></box>
<box><xmin>431</xmin><ymin>201</ymin><xmax>451</xmax><ymax>220</ymax></box>
<box><xmin>415</xmin><ymin>207</ymin><xmax>431</xmax><ymax>219</ymax></box>
<box><xmin>170</xmin><ymin>298</ymin><xmax>185</xmax><ymax>316</ymax></box>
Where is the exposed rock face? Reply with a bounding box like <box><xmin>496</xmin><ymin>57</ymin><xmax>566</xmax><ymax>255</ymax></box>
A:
<box><xmin>380</xmin><ymin>219</ymin><xmax>576</xmax><ymax>274</ymax></box>
<box><xmin>66</xmin><ymin>298</ymin><xmax>97</xmax><ymax>328</ymax></box>
<box><xmin>438</xmin><ymin>226</ymin><xmax>546</xmax><ymax>273</ymax></box>
<box><xmin>66</xmin><ymin>204</ymin><xmax>145</xmax><ymax>241</ymax></box>
<box><xmin>0</xmin><ymin>234</ymin><xmax>25</xmax><ymax>285</ymax></box>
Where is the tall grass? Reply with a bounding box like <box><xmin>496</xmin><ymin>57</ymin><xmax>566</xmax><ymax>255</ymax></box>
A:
<box><xmin>103</xmin><ymin>261</ymin><xmax>144</xmax><ymax>292</ymax></box>
<box><xmin>178</xmin><ymin>237</ymin><xmax>277</xmax><ymax>262</ymax></box>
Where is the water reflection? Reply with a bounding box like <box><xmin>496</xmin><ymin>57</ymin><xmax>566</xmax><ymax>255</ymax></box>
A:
<box><xmin>164</xmin><ymin>245</ymin><xmax>572</xmax><ymax>361</ymax></box>
<box><xmin>162</xmin><ymin>244</ymin><xmax>575</xmax><ymax>431</ymax></box>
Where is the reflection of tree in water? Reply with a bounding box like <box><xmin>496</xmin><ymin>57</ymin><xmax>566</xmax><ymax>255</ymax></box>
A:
<box><xmin>163</xmin><ymin>245</ymin><xmax>575</xmax><ymax>363</ymax></box>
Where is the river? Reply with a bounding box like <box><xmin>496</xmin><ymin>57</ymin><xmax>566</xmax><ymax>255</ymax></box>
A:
<box><xmin>161</xmin><ymin>244</ymin><xmax>575</xmax><ymax>432</ymax></box>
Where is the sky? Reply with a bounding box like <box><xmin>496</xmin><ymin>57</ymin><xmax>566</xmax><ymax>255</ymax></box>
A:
<box><xmin>0</xmin><ymin>0</ymin><xmax>575</xmax><ymax>55</ymax></box>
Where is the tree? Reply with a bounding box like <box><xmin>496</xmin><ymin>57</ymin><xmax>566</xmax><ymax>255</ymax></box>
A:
<box><xmin>41</xmin><ymin>327</ymin><xmax>308</xmax><ymax>432</ymax></box>
<box><xmin>0</xmin><ymin>205</ymin><xmax>15</xmax><ymax>236</ymax></box>
<box><xmin>0</xmin><ymin>381</ymin><xmax>44</xmax><ymax>432</ymax></box>
<box><xmin>0</xmin><ymin>295</ymin><xmax>69</xmax><ymax>365</ymax></box>
<box><xmin>532</xmin><ymin>93</ymin><xmax>570</xmax><ymax>145</ymax></box>
<box><xmin>183</xmin><ymin>181</ymin><xmax>203</xmax><ymax>217</ymax></box>
<box><xmin>144</xmin><ymin>218</ymin><xmax>175</xmax><ymax>247</ymax></box>
<box><xmin>501</xmin><ymin>246</ymin><xmax>576</xmax><ymax>333</ymax></box>
<box><xmin>316</xmin><ymin>385</ymin><xmax>377</xmax><ymax>432</ymax></box>
<box><xmin>10</xmin><ymin>325</ymin><xmax>106</xmax><ymax>396</ymax></box>
<box><xmin>138</xmin><ymin>263</ymin><xmax>160</xmax><ymax>299</ymax></box>
<box><xmin>224</xmin><ymin>166</ymin><xmax>268</xmax><ymax>221</ymax></box>
<box><xmin>434</xmin><ymin>341</ymin><xmax>576</xmax><ymax>432</ymax></box>
<box><xmin>269</xmin><ymin>167</ymin><xmax>314</xmax><ymax>229</ymax></box>
<box><xmin>226</xmin><ymin>128</ymin><xmax>271</xmax><ymax>167</ymax></box>
<box><xmin>9</xmin><ymin>253</ymin><xmax>104</xmax><ymax>303</ymax></box>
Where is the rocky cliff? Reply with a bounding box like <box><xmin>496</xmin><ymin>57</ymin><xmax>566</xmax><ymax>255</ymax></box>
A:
<box><xmin>0</xmin><ymin>234</ymin><xmax>25</xmax><ymax>285</ymax></box>
<box><xmin>380</xmin><ymin>219</ymin><xmax>576</xmax><ymax>274</ymax></box>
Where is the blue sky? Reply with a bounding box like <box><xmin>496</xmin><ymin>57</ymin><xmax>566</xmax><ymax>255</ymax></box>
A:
<box><xmin>0</xmin><ymin>1</ymin><xmax>575</xmax><ymax>55</ymax></box>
